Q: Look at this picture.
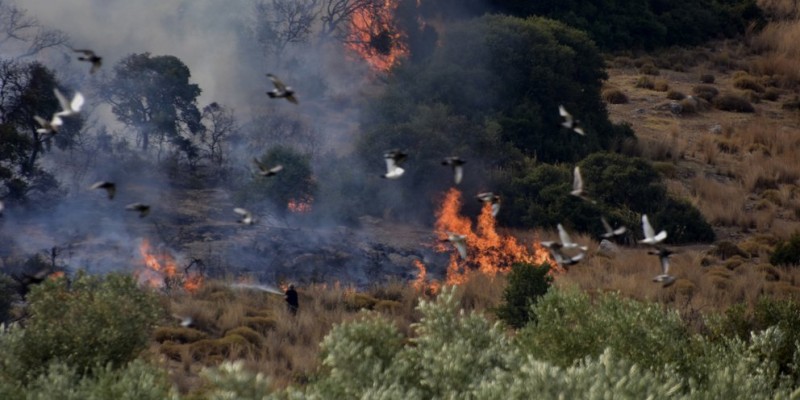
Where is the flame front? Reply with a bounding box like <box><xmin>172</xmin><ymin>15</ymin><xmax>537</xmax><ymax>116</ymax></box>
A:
<box><xmin>346</xmin><ymin>0</ymin><xmax>409</xmax><ymax>72</ymax></box>
<box><xmin>434</xmin><ymin>188</ymin><xmax>557</xmax><ymax>286</ymax></box>
<box><xmin>137</xmin><ymin>239</ymin><xmax>202</xmax><ymax>293</ymax></box>
<box><xmin>288</xmin><ymin>196</ymin><xmax>313</xmax><ymax>213</ymax></box>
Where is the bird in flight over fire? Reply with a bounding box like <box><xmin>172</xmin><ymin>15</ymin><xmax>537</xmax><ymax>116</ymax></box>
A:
<box><xmin>54</xmin><ymin>88</ymin><xmax>84</xmax><ymax>118</ymax></box>
<box><xmin>442</xmin><ymin>156</ymin><xmax>466</xmax><ymax>185</ymax></box>
<box><xmin>443</xmin><ymin>232</ymin><xmax>468</xmax><ymax>260</ymax></box>
<box><xmin>253</xmin><ymin>158</ymin><xmax>283</xmax><ymax>177</ymax></box>
<box><xmin>233</xmin><ymin>207</ymin><xmax>255</xmax><ymax>225</ymax></box>
<box><xmin>557</xmin><ymin>223</ymin><xmax>588</xmax><ymax>251</ymax></box>
<box><xmin>648</xmin><ymin>246</ymin><xmax>676</xmax><ymax>287</ymax></box>
<box><xmin>72</xmin><ymin>48</ymin><xmax>102</xmax><ymax>73</ymax></box>
<box><xmin>33</xmin><ymin>114</ymin><xmax>63</xmax><ymax>135</ymax></box>
<box><xmin>540</xmin><ymin>240</ymin><xmax>584</xmax><ymax>268</ymax></box>
<box><xmin>125</xmin><ymin>203</ymin><xmax>150</xmax><ymax>218</ymax></box>
<box><xmin>476</xmin><ymin>192</ymin><xmax>501</xmax><ymax>217</ymax></box>
<box><xmin>559</xmin><ymin>105</ymin><xmax>585</xmax><ymax>136</ymax></box>
<box><xmin>382</xmin><ymin>149</ymin><xmax>407</xmax><ymax>179</ymax></box>
<box><xmin>639</xmin><ymin>214</ymin><xmax>667</xmax><ymax>245</ymax></box>
<box><xmin>266</xmin><ymin>73</ymin><xmax>298</xmax><ymax>104</ymax></box>
<box><xmin>90</xmin><ymin>181</ymin><xmax>116</xmax><ymax>200</ymax></box>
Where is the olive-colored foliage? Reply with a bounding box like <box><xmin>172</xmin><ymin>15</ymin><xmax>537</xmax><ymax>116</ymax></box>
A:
<box><xmin>488</xmin><ymin>0</ymin><xmax>761</xmax><ymax>51</ymax></box>
<box><xmin>517</xmin><ymin>288</ymin><xmax>692</xmax><ymax>373</ymax></box>
<box><xmin>235</xmin><ymin>146</ymin><xmax>316</xmax><ymax>214</ymax></box>
<box><xmin>770</xmin><ymin>232</ymin><xmax>800</xmax><ymax>266</ymax></box>
<box><xmin>495</xmin><ymin>262</ymin><xmax>552</xmax><ymax>329</ymax></box>
<box><xmin>0</xmin><ymin>273</ymin><xmax>15</xmax><ymax>323</ymax></box>
<box><xmin>713</xmin><ymin>93</ymin><xmax>755</xmax><ymax>112</ymax></box>
<box><xmin>9</xmin><ymin>273</ymin><xmax>163</xmax><ymax>380</ymax></box>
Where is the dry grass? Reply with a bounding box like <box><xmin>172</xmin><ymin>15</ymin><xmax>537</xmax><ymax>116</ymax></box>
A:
<box><xmin>748</xmin><ymin>18</ymin><xmax>800</xmax><ymax>88</ymax></box>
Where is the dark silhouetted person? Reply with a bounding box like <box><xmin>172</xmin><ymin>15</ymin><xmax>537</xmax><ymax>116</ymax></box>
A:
<box><xmin>285</xmin><ymin>284</ymin><xmax>298</xmax><ymax>315</ymax></box>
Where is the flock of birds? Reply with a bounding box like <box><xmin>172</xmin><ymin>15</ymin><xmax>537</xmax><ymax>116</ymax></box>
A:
<box><xmin>3</xmin><ymin>46</ymin><xmax>677</xmax><ymax>292</ymax></box>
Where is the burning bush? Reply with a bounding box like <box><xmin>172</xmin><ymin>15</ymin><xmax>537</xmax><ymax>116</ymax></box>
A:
<box><xmin>8</xmin><ymin>272</ymin><xmax>163</xmax><ymax>380</ymax></box>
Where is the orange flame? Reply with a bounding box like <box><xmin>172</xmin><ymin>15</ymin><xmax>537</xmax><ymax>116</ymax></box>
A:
<box><xmin>288</xmin><ymin>196</ymin><xmax>313</xmax><ymax>213</ymax></box>
<box><xmin>137</xmin><ymin>239</ymin><xmax>202</xmax><ymax>293</ymax></box>
<box><xmin>346</xmin><ymin>0</ymin><xmax>409</xmax><ymax>72</ymax></box>
<box><xmin>433</xmin><ymin>188</ymin><xmax>558</xmax><ymax>286</ymax></box>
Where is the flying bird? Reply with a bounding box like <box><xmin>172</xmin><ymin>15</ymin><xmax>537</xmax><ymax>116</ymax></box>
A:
<box><xmin>441</xmin><ymin>156</ymin><xmax>466</xmax><ymax>185</ymax></box>
<box><xmin>639</xmin><ymin>214</ymin><xmax>667</xmax><ymax>245</ymax></box>
<box><xmin>476</xmin><ymin>192</ymin><xmax>501</xmax><ymax>217</ymax></box>
<box><xmin>125</xmin><ymin>203</ymin><xmax>150</xmax><ymax>218</ymax></box>
<box><xmin>172</xmin><ymin>314</ymin><xmax>193</xmax><ymax>327</ymax></box>
<box><xmin>90</xmin><ymin>181</ymin><xmax>116</xmax><ymax>200</ymax></box>
<box><xmin>33</xmin><ymin>114</ymin><xmax>63</xmax><ymax>135</ymax></box>
<box><xmin>648</xmin><ymin>246</ymin><xmax>676</xmax><ymax>287</ymax></box>
<box><xmin>540</xmin><ymin>240</ymin><xmax>584</xmax><ymax>268</ymax></box>
<box><xmin>233</xmin><ymin>207</ymin><xmax>255</xmax><ymax>225</ymax></box>
<box><xmin>443</xmin><ymin>232</ymin><xmax>468</xmax><ymax>260</ymax></box>
<box><xmin>557</xmin><ymin>223</ymin><xmax>588</xmax><ymax>251</ymax></box>
<box><xmin>229</xmin><ymin>282</ymin><xmax>284</xmax><ymax>295</ymax></box>
<box><xmin>381</xmin><ymin>149</ymin><xmax>407</xmax><ymax>179</ymax></box>
<box><xmin>73</xmin><ymin>48</ymin><xmax>102</xmax><ymax>73</ymax></box>
<box><xmin>559</xmin><ymin>105</ymin><xmax>585</xmax><ymax>135</ymax></box>
<box><xmin>253</xmin><ymin>158</ymin><xmax>283</xmax><ymax>177</ymax></box>
<box><xmin>570</xmin><ymin>166</ymin><xmax>595</xmax><ymax>203</ymax></box>
<box><xmin>54</xmin><ymin>88</ymin><xmax>84</xmax><ymax>117</ymax></box>
<box><xmin>601</xmin><ymin>217</ymin><xmax>627</xmax><ymax>238</ymax></box>
<box><xmin>0</xmin><ymin>200</ymin><xmax>4</xmax><ymax>216</ymax></box>
<box><xmin>266</xmin><ymin>73</ymin><xmax>298</xmax><ymax>104</ymax></box>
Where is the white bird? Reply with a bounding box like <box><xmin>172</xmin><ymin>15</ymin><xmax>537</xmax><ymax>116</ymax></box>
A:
<box><xmin>125</xmin><ymin>203</ymin><xmax>150</xmax><ymax>218</ymax></box>
<box><xmin>570</xmin><ymin>166</ymin><xmax>595</xmax><ymax>203</ymax></box>
<box><xmin>540</xmin><ymin>240</ymin><xmax>584</xmax><ymax>268</ymax></box>
<box><xmin>233</xmin><ymin>207</ymin><xmax>255</xmax><ymax>225</ymax></box>
<box><xmin>33</xmin><ymin>114</ymin><xmax>63</xmax><ymax>135</ymax></box>
<box><xmin>559</xmin><ymin>105</ymin><xmax>585</xmax><ymax>135</ymax></box>
<box><xmin>229</xmin><ymin>282</ymin><xmax>284</xmax><ymax>295</ymax></box>
<box><xmin>443</xmin><ymin>232</ymin><xmax>468</xmax><ymax>260</ymax></box>
<box><xmin>382</xmin><ymin>149</ymin><xmax>407</xmax><ymax>179</ymax></box>
<box><xmin>601</xmin><ymin>217</ymin><xmax>627</xmax><ymax>238</ymax></box>
<box><xmin>0</xmin><ymin>200</ymin><xmax>4</xmax><ymax>216</ymax></box>
<box><xmin>54</xmin><ymin>88</ymin><xmax>84</xmax><ymax>117</ymax></box>
<box><xmin>442</xmin><ymin>156</ymin><xmax>466</xmax><ymax>185</ymax></box>
<box><xmin>648</xmin><ymin>246</ymin><xmax>676</xmax><ymax>287</ymax></box>
<box><xmin>90</xmin><ymin>181</ymin><xmax>116</xmax><ymax>200</ymax></box>
<box><xmin>557</xmin><ymin>223</ymin><xmax>588</xmax><ymax>251</ymax></box>
<box><xmin>639</xmin><ymin>214</ymin><xmax>667</xmax><ymax>245</ymax></box>
<box><xmin>172</xmin><ymin>314</ymin><xmax>193</xmax><ymax>327</ymax></box>
<box><xmin>266</xmin><ymin>73</ymin><xmax>298</xmax><ymax>104</ymax></box>
<box><xmin>476</xmin><ymin>192</ymin><xmax>501</xmax><ymax>217</ymax></box>
<box><xmin>253</xmin><ymin>158</ymin><xmax>283</xmax><ymax>177</ymax></box>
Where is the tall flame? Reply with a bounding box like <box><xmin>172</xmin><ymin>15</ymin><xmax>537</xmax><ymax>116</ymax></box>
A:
<box><xmin>433</xmin><ymin>188</ymin><xmax>558</xmax><ymax>286</ymax></box>
<box><xmin>137</xmin><ymin>239</ymin><xmax>202</xmax><ymax>293</ymax></box>
<box><xmin>346</xmin><ymin>0</ymin><xmax>409</xmax><ymax>72</ymax></box>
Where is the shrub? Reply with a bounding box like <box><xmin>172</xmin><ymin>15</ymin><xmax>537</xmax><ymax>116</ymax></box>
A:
<box><xmin>763</xmin><ymin>88</ymin><xmax>781</xmax><ymax>101</ymax></box>
<box><xmin>345</xmin><ymin>293</ymin><xmax>379</xmax><ymax>311</ymax></box>
<box><xmin>653</xmin><ymin>79</ymin><xmax>669</xmax><ymax>92</ymax></box>
<box><xmin>602</xmin><ymin>88</ymin><xmax>629</xmax><ymax>104</ymax></box>
<box><xmin>700</xmin><ymin>73</ymin><xmax>715</xmax><ymax>83</ymax></box>
<box><xmin>635</xmin><ymin>75</ymin><xmax>655</xmax><ymax>89</ymax></box>
<box><xmin>734</xmin><ymin>76</ymin><xmax>765</xmax><ymax>92</ymax></box>
<box><xmin>692</xmin><ymin>84</ymin><xmax>719</xmax><ymax>101</ymax></box>
<box><xmin>153</xmin><ymin>327</ymin><xmax>207</xmax><ymax>344</ymax></box>
<box><xmin>679</xmin><ymin>97</ymin><xmax>698</xmax><ymax>114</ymax></box>
<box><xmin>495</xmin><ymin>262</ymin><xmax>552</xmax><ymax>329</ymax></box>
<box><xmin>241</xmin><ymin>316</ymin><xmax>277</xmax><ymax>334</ymax></box>
<box><xmin>639</xmin><ymin>63</ymin><xmax>660</xmax><ymax>75</ymax></box>
<box><xmin>14</xmin><ymin>273</ymin><xmax>162</xmax><ymax>379</ymax></box>
<box><xmin>770</xmin><ymin>232</ymin><xmax>800</xmax><ymax>266</ymax></box>
<box><xmin>713</xmin><ymin>94</ymin><xmax>755</xmax><ymax>112</ymax></box>
<box><xmin>666</xmin><ymin>90</ymin><xmax>685</xmax><ymax>100</ymax></box>
<box><xmin>225</xmin><ymin>326</ymin><xmax>263</xmax><ymax>347</ymax></box>
<box><xmin>782</xmin><ymin>96</ymin><xmax>800</xmax><ymax>111</ymax></box>
<box><xmin>711</xmin><ymin>241</ymin><xmax>748</xmax><ymax>260</ymax></box>
<box><xmin>0</xmin><ymin>273</ymin><xmax>15</xmax><ymax>324</ymax></box>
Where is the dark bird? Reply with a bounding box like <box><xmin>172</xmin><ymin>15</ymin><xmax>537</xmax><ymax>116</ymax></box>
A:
<box><xmin>125</xmin><ymin>203</ymin><xmax>150</xmax><ymax>218</ymax></box>
<box><xmin>266</xmin><ymin>73</ymin><xmax>298</xmax><ymax>104</ymax></box>
<box><xmin>442</xmin><ymin>156</ymin><xmax>466</xmax><ymax>185</ymax></box>
<box><xmin>601</xmin><ymin>217</ymin><xmax>627</xmax><ymax>239</ymax></box>
<box><xmin>253</xmin><ymin>158</ymin><xmax>283</xmax><ymax>177</ymax></box>
<box><xmin>476</xmin><ymin>192</ymin><xmax>501</xmax><ymax>217</ymax></box>
<box><xmin>559</xmin><ymin>105</ymin><xmax>585</xmax><ymax>136</ymax></box>
<box><xmin>648</xmin><ymin>246</ymin><xmax>676</xmax><ymax>287</ymax></box>
<box><xmin>233</xmin><ymin>207</ymin><xmax>255</xmax><ymax>225</ymax></box>
<box><xmin>90</xmin><ymin>181</ymin><xmax>116</xmax><ymax>200</ymax></box>
<box><xmin>382</xmin><ymin>149</ymin><xmax>408</xmax><ymax>179</ymax></box>
<box><xmin>73</xmin><ymin>48</ymin><xmax>102</xmax><ymax>73</ymax></box>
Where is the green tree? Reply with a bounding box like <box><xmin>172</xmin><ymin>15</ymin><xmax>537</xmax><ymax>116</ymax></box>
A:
<box><xmin>237</xmin><ymin>146</ymin><xmax>316</xmax><ymax>213</ymax></box>
<box><xmin>103</xmin><ymin>53</ymin><xmax>203</xmax><ymax>158</ymax></box>
<box><xmin>495</xmin><ymin>262</ymin><xmax>552</xmax><ymax>329</ymax></box>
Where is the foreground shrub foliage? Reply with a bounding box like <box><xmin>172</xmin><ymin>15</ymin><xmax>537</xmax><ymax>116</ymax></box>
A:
<box><xmin>0</xmin><ymin>273</ymin><xmax>163</xmax><ymax>381</ymax></box>
<box><xmin>495</xmin><ymin>262</ymin><xmax>552</xmax><ymax>329</ymax></box>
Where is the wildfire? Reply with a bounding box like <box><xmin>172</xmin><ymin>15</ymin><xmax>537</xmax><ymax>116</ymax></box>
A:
<box><xmin>137</xmin><ymin>238</ymin><xmax>202</xmax><ymax>293</ymax></box>
<box><xmin>287</xmin><ymin>196</ymin><xmax>313</xmax><ymax>213</ymax></box>
<box><xmin>346</xmin><ymin>0</ymin><xmax>409</xmax><ymax>72</ymax></box>
<box><xmin>433</xmin><ymin>188</ymin><xmax>558</xmax><ymax>287</ymax></box>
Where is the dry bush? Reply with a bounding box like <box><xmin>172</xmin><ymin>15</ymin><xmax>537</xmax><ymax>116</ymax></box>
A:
<box><xmin>749</xmin><ymin>19</ymin><xmax>800</xmax><ymax>88</ymax></box>
<box><xmin>666</xmin><ymin>90</ymin><xmax>685</xmax><ymax>100</ymax></box>
<box><xmin>602</xmin><ymin>88</ymin><xmax>629</xmax><ymax>104</ymax></box>
<box><xmin>689</xmin><ymin>175</ymin><xmax>751</xmax><ymax>227</ymax></box>
<box><xmin>638</xmin><ymin>126</ymin><xmax>687</xmax><ymax>161</ymax></box>
<box><xmin>635</xmin><ymin>75</ymin><xmax>656</xmax><ymax>89</ymax></box>
<box><xmin>783</xmin><ymin>95</ymin><xmax>800</xmax><ymax>110</ymax></box>
<box><xmin>734</xmin><ymin>76</ymin><xmax>766</xmax><ymax>92</ymax></box>
<box><xmin>153</xmin><ymin>327</ymin><xmax>208</xmax><ymax>344</ymax></box>
<box><xmin>638</xmin><ymin>63</ymin><xmax>660</xmax><ymax>75</ymax></box>
<box><xmin>692</xmin><ymin>84</ymin><xmax>720</xmax><ymax>101</ymax></box>
<box><xmin>713</xmin><ymin>93</ymin><xmax>755</xmax><ymax>112</ymax></box>
<box><xmin>764</xmin><ymin>87</ymin><xmax>782</xmax><ymax>101</ymax></box>
<box><xmin>613</xmin><ymin>56</ymin><xmax>635</xmax><ymax>68</ymax></box>
<box><xmin>696</xmin><ymin>135</ymin><xmax>719</xmax><ymax>164</ymax></box>
<box><xmin>758</xmin><ymin>0</ymin><xmax>800</xmax><ymax>20</ymax></box>
<box><xmin>653</xmin><ymin>79</ymin><xmax>670</xmax><ymax>92</ymax></box>
<box><xmin>700</xmin><ymin>73</ymin><xmax>715</xmax><ymax>84</ymax></box>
